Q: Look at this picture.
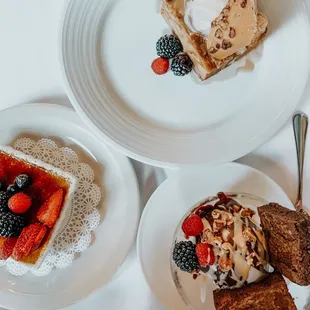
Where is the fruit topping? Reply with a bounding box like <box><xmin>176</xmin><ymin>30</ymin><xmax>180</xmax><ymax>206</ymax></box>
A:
<box><xmin>12</xmin><ymin>223</ymin><xmax>44</xmax><ymax>261</ymax></box>
<box><xmin>31</xmin><ymin>225</ymin><xmax>47</xmax><ymax>251</ymax></box>
<box><xmin>182</xmin><ymin>214</ymin><xmax>204</xmax><ymax>236</ymax></box>
<box><xmin>0</xmin><ymin>237</ymin><xmax>17</xmax><ymax>260</ymax></box>
<box><xmin>156</xmin><ymin>34</ymin><xmax>182</xmax><ymax>59</ymax></box>
<box><xmin>151</xmin><ymin>57</ymin><xmax>169</xmax><ymax>75</ymax></box>
<box><xmin>0</xmin><ymin>212</ymin><xmax>25</xmax><ymax>238</ymax></box>
<box><xmin>171</xmin><ymin>54</ymin><xmax>193</xmax><ymax>76</ymax></box>
<box><xmin>8</xmin><ymin>193</ymin><xmax>32</xmax><ymax>214</ymax></box>
<box><xmin>7</xmin><ymin>184</ymin><xmax>19</xmax><ymax>197</ymax></box>
<box><xmin>196</xmin><ymin>243</ymin><xmax>215</xmax><ymax>267</ymax></box>
<box><xmin>0</xmin><ymin>191</ymin><xmax>9</xmax><ymax>213</ymax></box>
<box><xmin>37</xmin><ymin>188</ymin><xmax>64</xmax><ymax>228</ymax></box>
<box><xmin>15</xmin><ymin>174</ymin><xmax>33</xmax><ymax>190</ymax></box>
<box><xmin>173</xmin><ymin>241</ymin><xmax>199</xmax><ymax>273</ymax></box>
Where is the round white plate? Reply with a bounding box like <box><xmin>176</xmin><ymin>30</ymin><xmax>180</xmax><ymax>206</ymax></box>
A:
<box><xmin>0</xmin><ymin>103</ymin><xmax>140</xmax><ymax>310</ymax></box>
<box><xmin>137</xmin><ymin>163</ymin><xmax>310</xmax><ymax>310</ymax></box>
<box><xmin>61</xmin><ymin>0</ymin><xmax>310</xmax><ymax>167</ymax></box>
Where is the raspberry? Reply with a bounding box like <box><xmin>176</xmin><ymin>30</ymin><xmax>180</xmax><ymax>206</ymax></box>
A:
<box><xmin>151</xmin><ymin>57</ymin><xmax>169</xmax><ymax>75</ymax></box>
<box><xmin>8</xmin><ymin>193</ymin><xmax>32</xmax><ymax>214</ymax></box>
<box><xmin>182</xmin><ymin>214</ymin><xmax>204</xmax><ymax>236</ymax></box>
<box><xmin>196</xmin><ymin>243</ymin><xmax>215</xmax><ymax>267</ymax></box>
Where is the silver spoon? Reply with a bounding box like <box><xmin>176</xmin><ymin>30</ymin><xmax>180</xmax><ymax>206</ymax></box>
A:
<box><xmin>293</xmin><ymin>112</ymin><xmax>308</xmax><ymax>212</ymax></box>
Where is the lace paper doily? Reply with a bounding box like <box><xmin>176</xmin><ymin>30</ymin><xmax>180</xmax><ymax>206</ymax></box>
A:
<box><xmin>0</xmin><ymin>138</ymin><xmax>101</xmax><ymax>276</ymax></box>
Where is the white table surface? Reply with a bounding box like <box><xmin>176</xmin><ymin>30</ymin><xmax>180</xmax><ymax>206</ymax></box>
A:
<box><xmin>0</xmin><ymin>1</ymin><xmax>310</xmax><ymax>309</ymax></box>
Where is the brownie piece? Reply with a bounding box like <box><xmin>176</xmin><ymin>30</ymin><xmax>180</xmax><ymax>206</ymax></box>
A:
<box><xmin>213</xmin><ymin>272</ymin><xmax>296</xmax><ymax>310</ymax></box>
<box><xmin>258</xmin><ymin>203</ymin><xmax>310</xmax><ymax>285</ymax></box>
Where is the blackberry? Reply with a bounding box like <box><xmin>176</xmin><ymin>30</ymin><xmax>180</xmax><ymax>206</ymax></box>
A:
<box><xmin>156</xmin><ymin>35</ymin><xmax>182</xmax><ymax>59</ymax></box>
<box><xmin>7</xmin><ymin>184</ymin><xmax>19</xmax><ymax>197</ymax></box>
<box><xmin>0</xmin><ymin>212</ymin><xmax>25</xmax><ymax>237</ymax></box>
<box><xmin>171</xmin><ymin>54</ymin><xmax>193</xmax><ymax>76</ymax></box>
<box><xmin>15</xmin><ymin>174</ymin><xmax>32</xmax><ymax>189</ymax></box>
<box><xmin>0</xmin><ymin>191</ymin><xmax>9</xmax><ymax>213</ymax></box>
<box><xmin>173</xmin><ymin>241</ymin><xmax>198</xmax><ymax>273</ymax></box>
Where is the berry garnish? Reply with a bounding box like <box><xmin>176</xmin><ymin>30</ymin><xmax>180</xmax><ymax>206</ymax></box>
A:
<box><xmin>31</xmin><ymin>225</ymin><xmax>47</xmax><ymax>251</ymax></box>
<box><xmin>173</xmin><ymin>241</ymin><xmax>199</xmax><ymax>273</ymax></box>
<box><xmin>15</xmin><ymin>174</ymin><xmax>33</xmax><ymax>190</ymax></box>
<box><xmin>37</xmin><ymin>189</ymin><xmax>64</xmax><ymax>228</ymax></box>
<box><xmin>171</xmin><ymin>53</ymin><xmax>193</xmax><ymax>76</ymax></box>
<box><xmin>196</xmin><ymin>243</ymin><xmax>215</xmax><ymax>267</ymax></box>
<box><xmin>151</xmin><ymin>57</ymin><xmax>169</xmax><ymax>75</ymax></box>
<box><xmin>8</xmin><ymin>193</ymin><xmax>32</xmax><ymax>214</ymax></box>
<box><xmin>182</xmin><ymin>214</ymin><xmax>204</xmax><ymax>236</ymax></box>
<box><xmin>0</xmin><ymin>212</ymin><xmax>25</xmax><ymax>238</ymax></box>
<box><xmin>156</xmin><ymin>34</ymin><xmax>182</xmax><ymax>59</ymax></box>
<box><xmin>7</xmin><ymin>184</ymin><xmax>19</xmax><ymax>197</ymax></box>
<box><xmin>0</xmin><ymin>237</ymin><xmax>17</xmax><ymax>260</ymax></box>
<box><xmin>0</xmin><ymin>191</ymin><xmax>9</xmax><ymax>213</ymax></box>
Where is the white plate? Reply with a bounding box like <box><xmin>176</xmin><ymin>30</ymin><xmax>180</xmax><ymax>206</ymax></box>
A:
<box><xmin>0</xmin><ymin>104</ymin><xmax>140</xmax><ymax>310</ymax></box>
<box><xmin>61</xmin><ymin>0</ymin><xmax>310</xmax><ymax>167</ymax></box>
<box><xmin>137</xmin><ymin>163</ymin><xmax>310</xmax><ymax>310</ymax></box>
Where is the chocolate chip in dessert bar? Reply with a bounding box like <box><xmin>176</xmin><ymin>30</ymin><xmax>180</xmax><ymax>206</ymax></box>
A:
<box><xmin>213</xmin><ymin>272</ymin><xmax>297</xmax><ymax>310</ymax></box>
<box><xmin>258</xmin><ymin>203</ymin><xmax>310</xmax><ymax>286</ymax></box>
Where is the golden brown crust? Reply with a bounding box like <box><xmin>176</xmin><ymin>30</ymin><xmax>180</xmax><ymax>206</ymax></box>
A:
<box><xmin>213</xmin><ymin>272</ymin><xmax>297</xmax><ymax>310</ymax></box>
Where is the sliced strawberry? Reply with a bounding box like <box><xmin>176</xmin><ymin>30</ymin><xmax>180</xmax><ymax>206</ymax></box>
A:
<box><xmin>0</xmin><ymin>238</ymin><xmax>17</xmax><ymax>260</ymax></box>
<box><xmin>12</xmin><ymin>224</ymin><xmax>42</xmax><ymax>261</ymax></box>
<box><xmin>22</xmin><ymin>224</ymin><xmax>42</xmax><ymax>256</ymax></box>
<box><xmin>37</xmin><ymin>189</ymin><xmax>64</xmax><ymax>228</ymax></box>
<box><xmin>182</xmin><ymin>214</ymin><xmax>204</xmax><ymax>236</ymax></box>
<box><xmin>31</xmin><ymin>225</ymin><xmax>47</xmax><ymax>251</ymax></box>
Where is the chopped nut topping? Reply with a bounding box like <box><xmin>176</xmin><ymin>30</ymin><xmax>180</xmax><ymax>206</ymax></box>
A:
<box><xmin>209</xmin><ymin>47</ymin><xmax>217</xmax><ymax>54</ymax></box>
<box><xmin>222</xmin><ymin>228</ymin><xmax>231</xmax><ymax>242</ymax></box>
<box><xmin>222</xmin><ymin>242</ymin><xmax>234</xmax><ymax>252</ymax></box>
<box><xmin>213</xmin><ymin>219</ymin><xmax>225</xmax><ymax>232</ymax></box>
<box><xmin>222</xmin><ymin>5</ymin><xmax>230</xmax><ymax>16</ymax></box>
<box><xmin>215</xmin><ymin>29</ymin><xmax>223</xmax><ymax>39</ymax></box>
<box><xmin>229</xmin><ymin>27</ymin><xmax>236</xmax><ymax>38</ymax></box>
<box><xmin>241</xmin><ymin>0</ymin><xmax>247</xmax><ymax>8</ymax></box>
<box><xmin>218</xmin><ymin>19</ymin><xmax>229</xmax><ymax>31</ymax></box>
<box><xmin>222</xmin><ymin>40</ymin><xmax>232</xmax><ymax>50</ymax></box>
<box><xmin>218</xmin><ymin>256</ymin><xmax>233</xmax><ymax>272</ymax></box>
<box><xmin>210</xmin><ymin>236</ymin><xmax>223</xmax><ymax>247</ymax></box>
<box><xmin>211</xmin><ymin>20</ymin><xmax>217</xmax><ymax>28</ymax></box>
<box><xmin>232</xmin><ymin>204</ymin><xmax>241</xmax><ymax>213</ymax></box>
<box><xmin>243</xmin><ymin>227</ymin><xmax>257</xmax><ymax>243</ymax></box>
<box><xmin>212</xmin><ymin>210</ymin><xmax>221</xmax><ymax>219</ymax></box>
<box><xmin>216</xmin><ymin>43</ymin><xmax>221</xmax><ymax>49</ymax></box>
<box><xmin>241</xmin><ymin>208</ymin><xmax>255</xmax><ymax>217</ymax></box>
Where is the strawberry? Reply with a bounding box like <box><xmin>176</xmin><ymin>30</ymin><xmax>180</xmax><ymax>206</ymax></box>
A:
<box><xmin>31</xmin><ymin>225</ymin><xmax>47</xmax><ymax>251</ymax></box>
<box><xmin>151</xmin><ymin>57</ymin><xmax>169</xmax><ymax>75</ymax></box>
<box><xmin>182</xmin><ymin>214</ymin><xmax>204</xmax><ymax>236</ymax></box>
<box><xmin>8</xmin><ymin>193</ymin><xmax>32</xmax><ymax>214</ymax></box>
<box><xmin>0</xmin><ymin>238</ymin><xmax>17</xmax><ymax>260</ymax></box>
<box><xmin>37</xmin><ymin>189</ymin><xmax>64</xmax><ymax>228</ymax></box>
<box><xmin>0</xmin><ymin>167</ymin><xmax>6</xmax><ymax>181</ymax></box>
<box><xmin>12</xmin><ymin>224</ymin><xmax>42</xmax><ymax>261</ymax></box>
<box><xmin>196</xmin><ymin>243</ymin><xmax>215</xmax><ymax>267</ymax></box>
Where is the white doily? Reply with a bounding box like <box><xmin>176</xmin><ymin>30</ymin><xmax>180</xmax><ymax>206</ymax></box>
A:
<box><xmin>0</xmin><ymin>138</ymin><xmax>101</xmax><ymax>276</ymax></box>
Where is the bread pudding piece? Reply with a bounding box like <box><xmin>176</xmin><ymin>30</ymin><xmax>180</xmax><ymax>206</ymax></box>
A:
<box><xmin>161</xmin><ymin>0</ymin><xmax>268</xmax><ymax>80</ymax></box>
<box><xmin>258</xmin><ymin>203</ymin><xmax>310</xmax><ymax>286</ymax></box>
<box><xmin>213</xmin><ymin>272</ymin><xmax>297</xmax><ymax>310</ymax></box>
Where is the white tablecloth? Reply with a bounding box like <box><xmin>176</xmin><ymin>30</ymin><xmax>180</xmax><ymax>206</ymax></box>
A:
<box><xmin>0</xmin><ymin>1</ymin><xmax>309</xmax><ymax>309</ymax></box>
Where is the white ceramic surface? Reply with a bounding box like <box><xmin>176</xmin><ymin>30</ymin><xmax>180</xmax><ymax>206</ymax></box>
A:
<box><xmin>137</xmin><ymin>163</ymin><xmax>310</xmax><ymax>310</ymax></box>
<box><xmin>61</xmin><ymin>0</ymin><xmax>310</xmax><ymax>167</ymax></box>
<box><xmin>0</xmin><ymin>104</ymin><xmax>140</xmax><ymax>310</ymax></box>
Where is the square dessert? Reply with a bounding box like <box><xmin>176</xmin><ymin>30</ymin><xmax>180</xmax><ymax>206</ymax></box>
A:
<box><xmin>0</xmin><ymin>146</ymin><xmax>76</xmax><ymax>267</ymax></box>
<box><xmin>213</xmin><ymin>272</ymin><xmax>297</xmax><ymax>310</ymax></box>
<box><xmin>161</xmin><ymin>0</ymin><xmax>268</xmax><ymax>80</ymax></box>
<box><xmin>258</xmin><ymin>203</ymin><xmax>310</xmax><ymax>286</ymax></box>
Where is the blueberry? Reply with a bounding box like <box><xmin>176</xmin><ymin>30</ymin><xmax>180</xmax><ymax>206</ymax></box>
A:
<box><xmin>15</xmin><ymin>174</ymin><xmax>32</xmax><ymax>189</ymax></box>
<box><xmin>7</xmin><ymin>184</ymin><xmax>19</xmax><ymax>196</ymax></box>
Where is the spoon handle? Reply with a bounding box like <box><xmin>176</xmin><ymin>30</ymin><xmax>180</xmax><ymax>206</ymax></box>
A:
<box><xmin>293</xmin><ymin>112</ymin><xmax>308</xmax><ymax>212</ymax></box>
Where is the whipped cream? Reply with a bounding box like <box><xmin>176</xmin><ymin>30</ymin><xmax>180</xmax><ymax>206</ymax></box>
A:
<box><xmin>184</xmin><ymin>0</ymin><xmax>227</xmax><ymax>36</ymax></box>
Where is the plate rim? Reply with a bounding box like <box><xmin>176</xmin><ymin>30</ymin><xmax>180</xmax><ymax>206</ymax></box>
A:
<box><xmin>0</xmin><ymin>103</ymin><xmax>141</xmax><ymax>310</ymax></box>
<box><xmin>136</xmin><ymin>162</ymin><xmax>295</xmax><ymax>310</ymax></box>
<box><xmin>60</xmin><ymin>0</ymin><xmax>310</xmax><ymax>168</ymax></box>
